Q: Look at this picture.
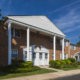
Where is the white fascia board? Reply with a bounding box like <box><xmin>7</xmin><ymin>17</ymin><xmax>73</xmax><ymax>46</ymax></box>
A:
<box><xmin>7</xmin><ymin>19</ymin><xmax>66</xmax><ymax>38</ymax></box>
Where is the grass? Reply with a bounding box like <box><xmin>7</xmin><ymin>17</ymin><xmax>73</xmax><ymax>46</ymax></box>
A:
<box><xmin>60</xmin><ymin>65</ymin><xmax>80</xmax><ymax>71</ymax></box>
<box><xmin>0</xmin><ymin>68</ymin><xmax>56</xmax><ymax>79</ymax></box>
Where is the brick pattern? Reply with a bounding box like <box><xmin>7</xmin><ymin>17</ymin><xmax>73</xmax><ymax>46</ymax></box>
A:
<box><xmin>0</xmin><ymin>24</ymin><xmax>80</xmax><ymax>66</ymax></box>
<box><xmin>0</xmin><ymin>26</ymin><xmax>8</xmax><ymax>66</ymax></box>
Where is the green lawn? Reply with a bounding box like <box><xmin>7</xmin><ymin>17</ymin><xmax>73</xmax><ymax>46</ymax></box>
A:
<box><xmin>59</xmin><ymin>65</ymin><xmax>80</xmax><ymax>71</ymax></box>
<box><xmin>0</xmin><ymin>68</ymin><xmax>56</xmax><ymax>79</ymax></box>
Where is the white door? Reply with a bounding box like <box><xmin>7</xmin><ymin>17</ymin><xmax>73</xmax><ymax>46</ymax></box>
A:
<box><xmin>45</xmin><ymin>53</ymin><xmax>49</xmax><ymax>65</ymax></box>
<box><xmin>33</xmin><ymin>52</ymin><xmax>49</xmax><ymax>66</ymax></box>
<box><xmin>39</xmin><ymin>53</ymin><xmax>43</xmax><ymax>65</ymax></box>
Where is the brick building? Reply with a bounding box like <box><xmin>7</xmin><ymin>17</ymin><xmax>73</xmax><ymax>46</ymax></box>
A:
<box><xmin>0</xmin><ymin>15</ymin><xmax>80</xmax><ymax>66</ymax></box>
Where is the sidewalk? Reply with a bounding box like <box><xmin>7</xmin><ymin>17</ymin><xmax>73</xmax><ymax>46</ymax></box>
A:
<box><xmin>4</xmin><ymin>69</ymin><xmax>80</xmax><ymax>80</ymax></box>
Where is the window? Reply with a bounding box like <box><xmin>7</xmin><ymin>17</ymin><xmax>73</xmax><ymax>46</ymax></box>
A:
<box><xmin>71</xmin><ymin>45</ymin><xmax>76</xmax><ymax>50</ymax></box>
<box><xmin>64</xmin><ymin>41</ymin><xmax>68</xmax><ymax>47</ymax></box>
<box><xmin>33</xmin><ymin>52</ymin><xmax>36</xmax><ymax>59</ymax></box>
<box><xmin>12</xmin><ymin>49</ymin><xmax>18</xmax><ymax>59</ymax></box>
<box><xmin>45</xmin><ymin>53</ymin><xmax>48</xmax><ymax>59</ymax></box>
<box><xmin>50</xmin><ymin>39</ymin><xmax>53</xmax><ymax>43</ymax></box>
<box><xmin>39</xmin><ymin>53</ymin><xmax>42</xmax><ymax>59</ymax></box>
<box><xmin>25</xmin><ymin>51</ymin><xmax>27</xmax><ymax>58</ymax></box>
<box><xmin>6</xmin><ymin>28</ymin><xmax>21</xmax><ymax>38</ymax></box>
<box><xmin>15</xmin><ymin>29</ymin><xmax>21</xmax><ymax>37</ymax></box>
<box><xmin>64</xmin><ymin>54</ymin><xmax>67</xmax><ymax>59</ymax></box>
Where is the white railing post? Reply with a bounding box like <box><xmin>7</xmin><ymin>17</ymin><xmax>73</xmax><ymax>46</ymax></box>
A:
<box><xmin>8</xmin><ymin>22</ymin><xmax>12</xmax><ymax>65</ymax></box>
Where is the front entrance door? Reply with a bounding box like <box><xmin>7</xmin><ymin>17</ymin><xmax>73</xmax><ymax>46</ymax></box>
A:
<box><xmin>32</xmin><ymin>52</ymin><xmax>49</xmax><ymax>66</ymax></box>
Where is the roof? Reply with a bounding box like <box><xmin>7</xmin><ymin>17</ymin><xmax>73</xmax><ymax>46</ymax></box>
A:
<box><xmin>6</xmin><ymin>15</ymin><xmax>65</xmax><ymax>37</ymax></box>
<box><xmin>64</xmin><ymin>39</ymin><xmax>70</xmax><ymax>41</ymax></box>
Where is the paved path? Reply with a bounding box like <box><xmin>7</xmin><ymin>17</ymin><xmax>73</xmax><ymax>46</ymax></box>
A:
<box><xmin>4</xmin><ymin>69</ymin><xmax>80</xmax><ymax>80</ymax></box>
<box><xmin>39</xmin><ymin>66</ymin><xmax>63</xmax><ymax>72</ymax></box>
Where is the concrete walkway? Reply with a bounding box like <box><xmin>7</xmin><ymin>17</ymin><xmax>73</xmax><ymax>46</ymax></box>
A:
<box><xmin>39</xmin><ymin>66</ymin><xmax>63</xmax><ymax>72</ymax></box>
<box><xmin>4</xmin><ymin>69</ymin><xmax>80</xmax><ymax>80</ymax></box>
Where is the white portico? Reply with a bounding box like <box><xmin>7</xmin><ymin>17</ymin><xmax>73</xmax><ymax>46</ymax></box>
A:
<box><xmin>6</xmin><ymin>15</ymin><xmax>65</xmax><ymax>65</ymax></box>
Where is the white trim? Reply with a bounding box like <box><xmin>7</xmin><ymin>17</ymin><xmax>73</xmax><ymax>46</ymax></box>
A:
<box><xmin>6</xmin><ymin>19</ymin><xmax>65</xmax><ymax>38</ymax></box>
<box><xmin>53</xmin><ymin>36</ymin><xmax>56</xmax><ymax>60</ymax></box>
<box><xmin>8</xmin><ymin>22</ymin><xmax>12</xmax><ymax>65</ymax></box>
<box><xmin>62</xmin><ymin>38</ymin><xmax>64</xmax><ymax>59</ymax></box>
<box><xmin>27</xmin><ymin>28</ymin><xmax>30</xmax><ymax>61</ymax></box>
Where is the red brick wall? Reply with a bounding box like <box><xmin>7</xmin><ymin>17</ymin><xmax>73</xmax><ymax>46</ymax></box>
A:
<box><xmin>0</xmin><ymin>26</ymin><xmax>8</xmax><ymax>66</ymax></box>
<box><xmin>0</xmin><ymin>24</ymin><xmax>80</xmax><ymax>66</ymax></box>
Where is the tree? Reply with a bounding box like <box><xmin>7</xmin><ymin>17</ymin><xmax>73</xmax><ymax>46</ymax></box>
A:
<box><xmin>77</xmin><ymin>36</ymin><xmax>80</xmax><ymax>46</ymax></box>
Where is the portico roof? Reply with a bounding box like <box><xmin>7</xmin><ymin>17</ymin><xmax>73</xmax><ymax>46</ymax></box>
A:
<box><xmin>6</xmin><ymin>15</ymin><xmax>65</xmax><ymax>37</ymax></box>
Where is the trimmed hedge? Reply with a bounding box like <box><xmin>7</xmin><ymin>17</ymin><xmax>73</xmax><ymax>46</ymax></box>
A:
<box><xmin>49</xmin><ymin>58</ymin><xmax>78</xmax><ymax>69</ymax></box>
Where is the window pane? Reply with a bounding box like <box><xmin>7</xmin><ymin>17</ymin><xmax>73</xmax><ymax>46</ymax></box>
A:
<box><xmin>12</xmin><ymin>50</ymin><xmax>18</xmax><ymax>59</ymax></box>
<box><xmin>15</xmin><ymin>29</ymin><xmax>20</xmax><ymax>37</ymax></box>
<box><xmin>39</xmin><ymin>53</ymin><xmax>42</xmax><ymax>59</ymax></box>
<box><xmin>45</xmin><ymin>53</ymin><xmax>48</xmax><ymax>59</ymax></box>
<box><xmin>33</xmin><ymin>53</ymin><xmax>36</xmax><ymax>59</ymax></box>
<box><xmin>25</xmin><ymin>51</ymin><xmax>27</xmax><ymax>58</ymax></box>
<box><xmin>64</xmin><ymin>41</ymin><xmax>66</xmax><ymax>47</ymax></box>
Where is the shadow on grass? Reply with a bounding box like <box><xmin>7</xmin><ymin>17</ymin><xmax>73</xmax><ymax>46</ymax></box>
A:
<box><xmin>48</xmin><ymin>74</ymin><xmax>80</xmax><ymax>80</ymax></box>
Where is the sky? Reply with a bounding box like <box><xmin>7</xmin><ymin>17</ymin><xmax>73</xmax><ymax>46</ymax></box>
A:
<box><xmin>0</xmin><ymin>0</ymin><xmax>80</xmax><ymax>44</ymax></box>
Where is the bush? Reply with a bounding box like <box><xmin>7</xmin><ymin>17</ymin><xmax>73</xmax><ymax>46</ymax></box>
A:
<box><xmin>20</xmin><ymin>61</ymin><xmax>33</xmax><ymax>68</ymax></box>
<box><xmin>0</xmin><ymin>60</ymin><xmax>40</xmax><ymax>73</ymax></box>
<box><xmin>64</xmin><ymin>59</ymin><xmax>72</xmax><ymax>64</ymax></box>
<box><xmin>68</xmin><ymin>58</ymin><xmax>76</xmax><ymax>63</ymax></box>
<box><xmin>49</xmin><ymin>58</ymin><xmax>78</xmax><ymax>69</ymax></box>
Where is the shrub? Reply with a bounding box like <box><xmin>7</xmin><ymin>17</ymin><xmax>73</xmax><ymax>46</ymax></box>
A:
<box><xmin>49</xmin><ymin>60</ymin><xmax>61</xmax><ymax>68</ymax></box>
<box><xmin>49</xmin><ymin>60</ymin><xmax>55</xmax><ymax>67</ymax></box>
<box><xmin>68</xmin><ymin>58</ymin><xmax>76</xmax><ymax>63</ymax></box>
<box><xmin>64</xmin><ymin>59</ymin><xmax>72</xmax><ymax>64</ymax></box>
<box><xmin>1</xmin><ymin>60</ymin><xmax>40</xmax><ymax>73</ymax></box>
<box><xmin>20</xmin><ymin>61</ymin><xmax>33</xmax><ymax>68</ymax></box>
<box><xmin>49</xmin><ymin>58</ymin><xmax>78</xmax><ymax>69</ymax></box>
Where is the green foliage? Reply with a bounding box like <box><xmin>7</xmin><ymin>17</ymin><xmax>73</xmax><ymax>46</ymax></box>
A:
<box><xmin>49</xmin><ymin>58</ymin><xmax>77</xmax><ymax>69</ymax></box>
<box><xmin>64</xmin><ymin>59</ymin><xmax>72</xmax><ymax>64</ymax></box>
<box><xmin>0</xmin><ymin>60</ymin><xmax>40</xmax><ymax>73</ymax></box>
<box><xmin>68</xmin><ymin>58</ymin><xmax>76</xmax><ymax>63</ymax></box>
<box><xmin>20</xmin><ymin>61</ymin><xmax>33</xmax><ymax>68</ymax></box>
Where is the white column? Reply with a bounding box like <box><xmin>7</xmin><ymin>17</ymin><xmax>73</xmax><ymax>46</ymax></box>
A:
<box><xmin>62</xmin><ymin>38</ymin><xmax>64</xmax><ymax>59</ymax></box>
<box><xmin>53</xmin><ymin>35</ymin><xmax>56</xmax><ymax>60</ymax></box>
<box><xmin>27</xmin><ymin>27</ymin><xmax>30</xmax><ymax>61</ymax></box>
<box><xmin>8</xmin><ymin>22</ymin><xmax>12</xmax><ymax>65</ymax></box>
